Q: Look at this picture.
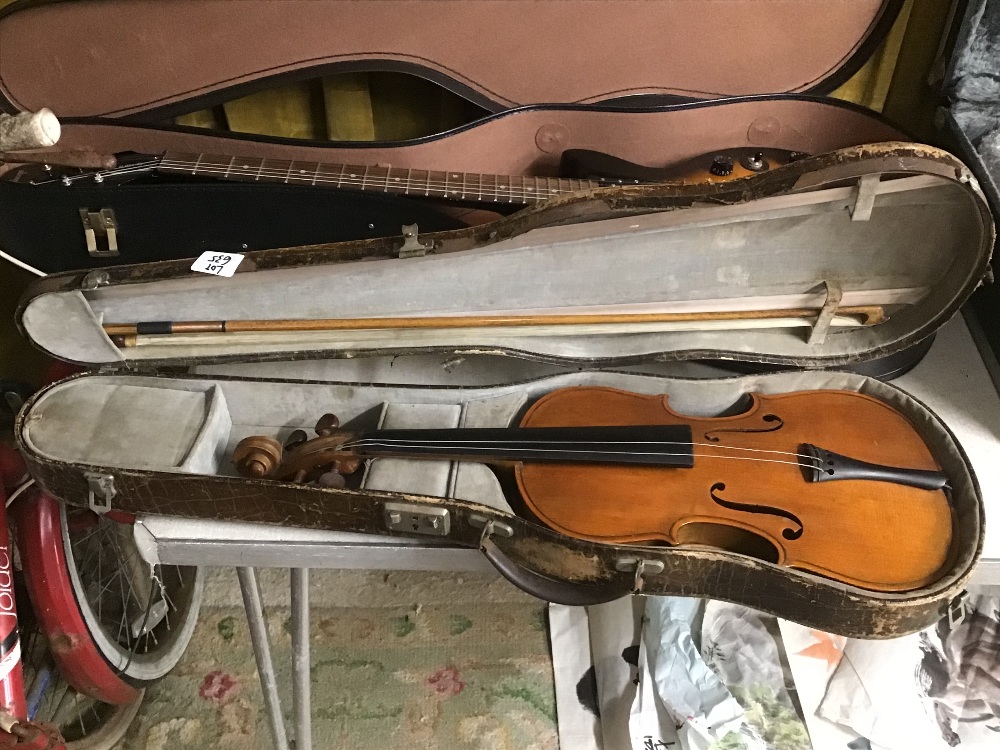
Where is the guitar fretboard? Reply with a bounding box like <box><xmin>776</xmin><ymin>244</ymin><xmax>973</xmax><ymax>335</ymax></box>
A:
<box><xmin>158</xmin><ymin>152</ymin><xmax>602</xmax><ymax>205</ymax></box>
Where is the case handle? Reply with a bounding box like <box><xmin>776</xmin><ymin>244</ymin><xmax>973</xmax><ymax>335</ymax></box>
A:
<box><xmin>480</xmin><ymin>534</ymin><xmax>632</xmax><ymax>606</ymax></box>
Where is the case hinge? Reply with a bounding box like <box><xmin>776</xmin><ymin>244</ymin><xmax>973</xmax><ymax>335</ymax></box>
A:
<box><xmin>398</xmin><ymin>224</ymin><xmax>431</xmax><ymax>258</ymax></box>
<box><xmin>615</xmin><ymin>557</ymin><xmax>665</xmax><ymax>594</ymax></box>
<box><xmin>383</xmin><ymin>502</ymin><xmax>450</xmax><ymax>536</ymax></box>
<box><xmin>84</xmin><ymin>472</ymin><xmax>116</xmax><ymax>514</ymax></box>
<box><xmin>79</xmin><ymin>208</ymin><xmax>119</xmax><ymax>257</ymax></box>
<box><xmin>80</xmin><ymin>270</ymin><xmax>111</xmax><ymax>290</ymax></box>
<box><xmin>468</xmin><ymin>513</ymin><xmax>514</xmax><ymax>539</ymax></box>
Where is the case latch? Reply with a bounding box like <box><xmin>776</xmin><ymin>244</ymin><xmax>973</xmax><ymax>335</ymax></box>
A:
<box><xmin>79</xmin><ymin>208</ymin><xmax>119</xmax><ymax>257</ymax></box>
<box><xmin>84</xmin><ymin>472</ymin><xmax>116</xmax><ymax>514</ymax></box>
<box><xmin>398</xmin><ymin>224</ymin><xmax>431</xmax><ymax>258</ymax></box>
<box><xmin>384</xmin><ymin>502</ymin><xmax>450</xmax><ymax>536</ymax></box>
<box><xmin>944</xmin><ymin>590</ymin><xmax>969</xmax><ymax>628</ymax></box>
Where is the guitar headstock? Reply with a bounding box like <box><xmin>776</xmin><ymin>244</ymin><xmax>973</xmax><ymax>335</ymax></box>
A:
<box><xmin>1</xmin><ymin>151</ymin><xmax>156</xmax><ymax>186</ymax></box>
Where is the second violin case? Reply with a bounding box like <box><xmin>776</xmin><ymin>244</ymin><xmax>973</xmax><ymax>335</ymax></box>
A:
<box><xmin>0</xmin><ymin>0</ymin><xmax>916</xmax><ymax>276</ymax></box>
<box><xmin>12</xmin><ymin>142</ymin><xmax>995</xmax><ymax>638</ymax></box>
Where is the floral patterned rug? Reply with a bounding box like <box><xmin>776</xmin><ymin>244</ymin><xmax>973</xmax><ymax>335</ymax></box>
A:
<box><xmin>121</xmin><ymin>601</ymin><xmax>556</xmax><ymax>750</ymax></box>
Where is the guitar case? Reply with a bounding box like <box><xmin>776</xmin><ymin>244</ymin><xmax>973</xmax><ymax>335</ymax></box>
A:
<box><xmin>3</xmin><ymin>1</ymin><xmax>996</xmax><ymax>636</ymax></box>
<box><xmin>0</xmin><ymin>0</ymin><xmax>912</xmax><ymax>278</ymax></box>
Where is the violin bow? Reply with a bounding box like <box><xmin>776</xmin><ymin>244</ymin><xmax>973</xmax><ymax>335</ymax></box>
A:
<box><xmin>103</xmin><ymin>305</ymin><xmax>886</xmax><ymax>348</ymax></box>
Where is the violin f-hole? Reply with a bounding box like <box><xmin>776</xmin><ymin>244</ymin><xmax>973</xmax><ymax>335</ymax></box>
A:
<box><xmin>709</xmin><ymin>482</ymin><xmax>804</xmax><ymax>541</ymax></box>
<box><xmin>704</xmin><ymin>414</ymin><xmax>784</xmax><ymax>443</ymax></box>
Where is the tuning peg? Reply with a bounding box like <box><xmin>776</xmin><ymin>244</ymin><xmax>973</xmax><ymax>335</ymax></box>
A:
<box><xmin>333</xmin><ymin>456</ymin><xmax>362</xmax><ymax>476</ymax></box>
<box><xmin>284</xmin><ymin>429</ymin><xmax>308</xmax><ymax>450</ymax></box>
<box><xmin>316</xmin><ymin>470</ymin><xmax>346</xmax><ymax>489</ymax></box>
<box><xmin>315</xmin><ymin>413</ymin><xmax>340</xmax><ymax>436</ymax></box>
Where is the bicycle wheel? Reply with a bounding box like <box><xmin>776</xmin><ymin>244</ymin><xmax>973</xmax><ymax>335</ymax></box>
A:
<box><xmin>20</xmin><ymin>628</ymin><xmax>144</xmax><ymax>750</ymax></box>
<box><xmin>17</xmin><ymin>491</ymin><xmax>203</xmax><ymax>691</ymax></box>
<box><xmin>60</xmin><ymin>502</ymin><xmax>204</xmax><ymax>685</ymax></box>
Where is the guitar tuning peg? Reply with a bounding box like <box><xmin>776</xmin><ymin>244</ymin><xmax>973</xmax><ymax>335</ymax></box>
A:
<box><xmin>315</xmin><ymin>413</ymin><xmax>340</xmax><ymax>436</ymax></box>
<box><xmin>284</xmin><ymin>429</ymin><xmax>308</xmax><ymax>450</ymax></box>
<box><xmin>316</xmin><ymin>470</ymin><xmax>346</xmax><ymax>489</ymax></box>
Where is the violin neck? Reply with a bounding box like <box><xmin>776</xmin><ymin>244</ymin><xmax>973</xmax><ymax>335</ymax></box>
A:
<box><xmin>157</xmin><ymin>151</ymin><xmax>601</xmax><ymax>205</ymax></box>
<box><xmin>349</xmin><ymin>425</ymin><xmax>694</xmax><ymax>466</ymax></box>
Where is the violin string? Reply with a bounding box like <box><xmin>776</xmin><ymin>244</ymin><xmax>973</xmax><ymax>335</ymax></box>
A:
<box><xmin>311</xmin><ymin>442</ymin><xmax>814</xmax><ymax>471</ymax></box>
<box><xmin>336</xmin><ymin>437</ymin><xmax>824</xmax><ymax>465</ymax></box>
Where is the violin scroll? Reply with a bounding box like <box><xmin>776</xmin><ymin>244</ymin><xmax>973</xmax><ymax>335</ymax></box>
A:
<box><xmin>232</xmin><ymin>412</ymin><xmax>363</xmax><ymax>486</ymax></box>
<box><xmin>232</xmin><ymin>436</ymin><xmax>283</xmax><ymax>478</ymax></box>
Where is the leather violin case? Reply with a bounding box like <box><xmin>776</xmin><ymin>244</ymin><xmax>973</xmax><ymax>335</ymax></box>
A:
<box><xmin>12</xmin><ymin>142</ymin><xmax>996</xmax><ymax>637</ymax></box>
<box><xmin>0</xmin><ymin>0</ymin><xmax>914</xmax><ymax>276</ymax></box>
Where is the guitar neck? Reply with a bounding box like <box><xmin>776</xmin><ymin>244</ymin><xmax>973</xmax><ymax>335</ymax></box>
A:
<box><xmin>158</xmin><ymin>151</ymin><xmax>601</xmax><ymax>205</ymax></box>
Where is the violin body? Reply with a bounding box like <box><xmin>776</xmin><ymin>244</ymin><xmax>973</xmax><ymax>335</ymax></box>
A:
<box><xmin>232</xmin><ymin>385</ymin><xmax>954</xmax><ymax>594</ymax></box>
<box><xmin>516</xmin><ymin>387</ymin><xmax>953</xmax><ymax>592</ymax></box>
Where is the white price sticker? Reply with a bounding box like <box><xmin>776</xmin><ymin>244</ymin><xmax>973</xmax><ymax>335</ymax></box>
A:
<box><xmin>191</xmin><ymin>251</ymin><xmax>244</xmax><ymax>277</ymax></box>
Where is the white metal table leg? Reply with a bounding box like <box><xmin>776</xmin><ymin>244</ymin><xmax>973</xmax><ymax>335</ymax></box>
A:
<box><xmin>290</xmin><ymin>568</ymin><xmax>312</xmax><ymax>750</ymax></box>
<box><xmin>237</xmin><ymin>567</ymin><xmax>290</xmax><ymax>750</ymax></box>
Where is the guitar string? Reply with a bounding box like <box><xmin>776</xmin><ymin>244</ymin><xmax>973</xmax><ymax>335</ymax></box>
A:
<box><xmin>109</xmin><ymin>160</ymin><xmax>599</xmax><ymax>194</ymax></box>
<box><xmin>157</xmin><ymin>160</ymin><xmax>597</xmax><ymax>197</ymax></box>
<box><xmin>53</xmin><ymin>160</ymin><xmax>583</xmax><ymax>201</ymax></box>
<box><xmin>48</xmin><ymin>158</ymin><xmax>620</xmax><ymax>200</ymax></box>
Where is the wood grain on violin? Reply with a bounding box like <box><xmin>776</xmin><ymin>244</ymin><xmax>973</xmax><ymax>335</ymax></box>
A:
<box><xmin>232</xmin><ymin>386</ymin><xmax>953</xmax><ymax>593</ymax></box>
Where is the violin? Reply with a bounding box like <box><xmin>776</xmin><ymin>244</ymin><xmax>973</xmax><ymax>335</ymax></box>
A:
<box><xmin>232</xmin><ymin>386</ymin><xmax>953</xmax><ymax>593</ymax></box>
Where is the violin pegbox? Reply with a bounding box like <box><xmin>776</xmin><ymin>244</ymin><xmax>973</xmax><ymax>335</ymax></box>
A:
<box><xmin>232</xmin><ymin>412</ymin><xmax>362</xmax><ymax>487</ymax></box>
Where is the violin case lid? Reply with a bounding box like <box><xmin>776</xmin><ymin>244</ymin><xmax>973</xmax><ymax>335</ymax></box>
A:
<box><xmin>0</xmin><ymin>0</ymin><xmax>904</xmax><ymax>118</ymax></box>
<box><xmin>16</xmin><ymin>143</ymin><xmax>996</xmax><ymax>373</ymax></box>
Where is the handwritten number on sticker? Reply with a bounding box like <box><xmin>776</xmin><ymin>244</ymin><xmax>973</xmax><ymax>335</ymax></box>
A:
<box><xmin>191</xmin><ymin>251</ymin><xmax>245</xmax><ymax>277</ymax></box>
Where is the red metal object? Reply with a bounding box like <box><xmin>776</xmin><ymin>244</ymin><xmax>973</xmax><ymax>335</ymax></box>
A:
<box><xmin>13</xmin><ymin>491</ymin><xmax>140</xmax><ymax>706</ymax></box>
<box><xmin>0</xmin><ymin>448</ymin><xmax>25</xmax><ymax>493</ymax></box>
<box><xmin>0</xmin><ymin>484</ymin><xmax>25</xmax><ymax>722</ymax></box>
<box><xmin>0</xmin><ymin>721</ymin><xmax>65</xmax><ymax>750</ymax></box>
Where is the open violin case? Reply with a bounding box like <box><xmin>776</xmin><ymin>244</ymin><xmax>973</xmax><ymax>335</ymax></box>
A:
<box><xmin>4</xmin><ymin>0</ymin><xmax>998</xmax><ymax>638</ymax></box>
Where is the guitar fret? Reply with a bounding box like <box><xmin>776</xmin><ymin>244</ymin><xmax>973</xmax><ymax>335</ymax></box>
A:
<box><xmin>160</xmin><ymin>151</ymin><xmax>618</xmax><ymax>206</ymax></box>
